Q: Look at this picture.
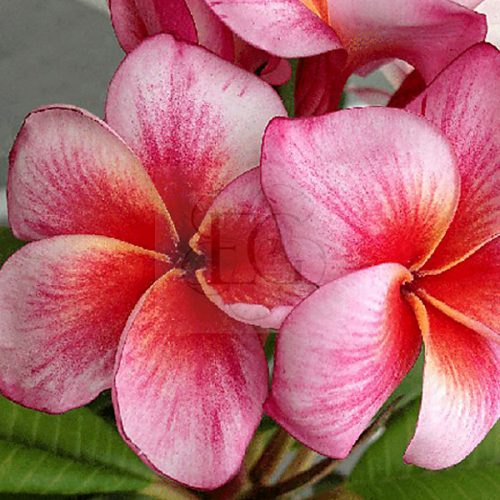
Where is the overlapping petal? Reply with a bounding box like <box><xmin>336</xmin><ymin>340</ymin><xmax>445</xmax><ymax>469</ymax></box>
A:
<box><xmin>109</xmin><ymin>0</ymin><xmax>292</xmax><ymax>85</ymax></box>
<box><xmin>416</xmin><ymin>238</ymin><xmax>500</xmax><ymax>339</ymax></box>
<box><xmin>113</xmin><ymin>270</ymin><xmax>268</xmax><ymax>489</ymax></box>
<box><xmin>233</xmin><ymin>39</ymin><xmax>292</xmax><ymax>86</ymax></box>
<box><xmin>407</xmin><ymin>43</ymin><xmax>500</xmax><ymax>271</ymax></box>
<box><xmin>261</xmin><ymin>108</ymin><xmax>459</xmax><ymax>285</ymax></box>
<box><xmin>8</xmin><ymin>106</ymin><xmax>177</xmax><ymax>253</ymax></box>
<box><xmin>405</xmin><ymin>299</ymin><xmax>499</xmax><ymax>469</ymax></box>
<box><xmin>192</xmin><ymin>169</ymin><xmax>314</xmax><ymax>329</ymax></box>
<box><xmin>265</xmin><ymin>264</ymin><xmax>422</xmax><ymax>458</ymax></box>
<box><xmin>388</xmin><ymin>69</ymin><xmax>426</xmax><ymax>108</ymax></box>
<box><xmin>295</xmin><ymin>51</ymin><xmax>347</xmax><ymax>117</ymax></box>
<box><xmin>185</xmin><ymin>0</ymin><xmax>234</xmax><ymax>60</ymax></box>
<box><xmin>109</xmin><ymin>0</ymin><xmax>198</xmax><ymax>52</ymax></box>
<box><xmin>209</xmin><ymin>0</ymin><xmax>484</xmax><ymax>114</ymax></box>
<box><xmin>0</xmin><ymin>236</ymin><xmax>169</xmax><ymax>413</ymax></box>
<box><xmin>204</xmin><ymin>0</ymin><xmax>342</xmax><ymax>58</ymax></box>
<box><xmin>106</xmin><ymin>35</ymin><xmax>286</xmax><ymax>241</ymax></box>
<box><xmin>329</xmin><ymin>0</ymin><xmax>486</xmax><ymax>81</ymax></box>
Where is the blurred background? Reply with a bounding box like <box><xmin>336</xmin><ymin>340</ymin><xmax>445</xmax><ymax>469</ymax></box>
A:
<box><xmin>0</xmin><ymin>0</ymin><xmax>118</xmax><ymax>224</ymax></box>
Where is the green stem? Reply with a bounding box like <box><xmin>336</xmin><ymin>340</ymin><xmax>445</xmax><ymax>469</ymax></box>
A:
<box><xmin>249</xmin><ymin>426</ymin><xmax>293</xmax><ymax>485</ymax></box>
<box><xmin>280</xmin><ymin>445</ymin><xmax>318</xmax><ymax>482</ymax></box>
<box><xmin>244</xmin><ymin>397</ymin><xmax>402</xmax><ymax>499</ymax></box>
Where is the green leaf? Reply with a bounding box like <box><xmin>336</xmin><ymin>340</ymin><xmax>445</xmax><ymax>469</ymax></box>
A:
<box><xmin>87</xmin><ymin>391</ymin><xmax>115</xmax><ymax>424</ymax></box>
<box><xmin>277</xmin><ymin>59</ymin><xmax>298</xmax><ymax>117</ymax></box>
<box><xmin>0</xmin><ymin>395</ymin><xmax>154</xmax><ymax>495</ymax></box>
<box><xmin>0</xmin><ymin>227</ymin><xmax>25</xmax><ymax>265</ymax></box>
<box><xmin>347</xmin><ymin>400</ymin><xmax>500</xmax><ymax>499</ymax></box>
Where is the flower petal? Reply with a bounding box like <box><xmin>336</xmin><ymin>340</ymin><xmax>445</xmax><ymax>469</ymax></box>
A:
<box><xmin>295</xmin><ymin>51</ymin><xmax>348</xmax><ymax>117</ymax></box>
<box><xmin>109</xmin><ymin>0</ymin><xmax>197</xmax><ymax>52</ymax></box>
<box><xmin>388</xmin><ymin>69</ymin><xmax>426</xmax><ymax>108</ymax></box>
<box><xmin>261</xmin><ymin>108</ymin><xmax>459</xmax><ymax>285</ymax></box>
<box><xmin>407</xmin><ymin>43</ymin><xmax>500</xmax><ymax>271</ymax></box>
<box><xmin>185</xmin><ymin>0</ymin><xmax>235</xmax><ymax>60</ymax></box>
<box><xmin>113</xmin><ymin>270</ymin><xmax>268</xmax><ymax>489</ymax></box>
<box><xmin>204</xmin><ymin>0</ymin><xmax>342</xmax><ymax>58</ymax></box>
<box><xmin>330</xmin><ymin>0</ymin><xmax>485</xmax><ymax>81</ymax></box>
<box><xmin>192</xmin><ymin>168</ymin><xmax>314</xmax><ymax>329</ymax></box>
<box><xmin>106</xmin><ymin>35</ymin><xmax>286</xmax><ymax>241</ymax></box>
<box><xmin>259</xmin><ymin>56</ymin><xmax>292</xmax><ymax>86</ymax></box>
<box><xmin>346</xmin><ymin>86</ymin><xmax>392</xmax><ymax>107</ymax></box>
<box><xmin>416</xmin><ymin>238</ymin><xmax>500</xmax><ymax>340</ymax></box>
<box><xmin>456</xmin><ymin>0</ymin><xmax>483</xmax><ymax>8</ymax></box>
<box><xmin>233</xmin><ymin>40</ymin><xmax>292</xmax><ymax>86</ymax></box>
<box><xmin>0</xmin><ymin>236</ymin><xmax>169</xmax><ymax>413</ymax></box>
<box><xmin>404</xmin><ymin>298</ymin><xmax>499</xmax><ymax>469</ymax></box>
<box><xmin>8</xmin><ymin>105</ymin><xmax>177</xmax><ymax>253</ymax></box>
<box><xmin>266</xmin><ymin>264</ymin><xmax>422</xmax><ymax>458</ymax></box>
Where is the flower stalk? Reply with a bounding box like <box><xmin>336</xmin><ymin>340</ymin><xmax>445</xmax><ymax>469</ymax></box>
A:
<box><xmin>249</xmin><ymin>426</ymin><xmax>294</xmax><ymax>485</ymax></box>
<box><xmin>244</xmin><ymin>397</ymin><xmax>402</xmax><ymax>499</ymax></box>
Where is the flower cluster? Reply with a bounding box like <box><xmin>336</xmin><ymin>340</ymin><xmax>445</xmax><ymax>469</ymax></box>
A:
<box><xmin>0</xmin><ymin>0</ymin><xmax>498</xmax><ymax>492</ymax></box>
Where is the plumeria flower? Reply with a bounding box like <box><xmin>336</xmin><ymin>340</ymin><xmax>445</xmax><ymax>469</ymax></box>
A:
<box><xmin>109</xmin><ymin>0</ymin><xmax>291</xmax><ymax>85</ymax></box>
<box><xmin>0</xmin><ymin>35</ymin><xmax>312</xmax><ymax>489</ymax></box>
<box><xmin>201</xmin><ymin>0</ymin><xmax>486</xmax><ymax>115</ymax></box>
<box><xmin>261</xmin><ymin>42</ymin><xmax>499</xmax><ymax>469</ymax></box>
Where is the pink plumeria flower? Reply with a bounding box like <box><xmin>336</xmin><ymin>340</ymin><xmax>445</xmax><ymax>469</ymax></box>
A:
<box><xmin>201</xmin><ymin>0</ymin><xmax>486</xmax><ymax>115</ymax></box>
<box><xmin>109</xmin><ymin>0</ymin><xmax>291</xmax><ymax>85</ymax></box>
<box><xmin>261</xmin><ymin>42</ymin><xmax>499</xmax><ymax>469</ymax></box>
<box><xmin>0</xmin><ymin>35</ymin><xmax>312</xmax><ymax>489</ymax></box>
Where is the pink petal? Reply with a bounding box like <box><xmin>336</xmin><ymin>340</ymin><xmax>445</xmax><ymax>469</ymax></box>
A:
<box><xmin>109</xmin><ymin>0</ymin><xmax>197</xmax><ymax>52</ymax></box>
<box><xmin>233</xmin><ymin>39</ymin><xmax>292</xmax><ymax>86</ymax></box>
<box><xmin>106</xmin><ymin>35</ymin><xmax>286</xmax><ymax>242</ymax></box>
<box><xmin>355</xmin><ymin>59</ymin><xmax>392</xmax><ymax>78</ymax></box>
<box><xmin>204</xmin><ymin>0</ymin><xmax>342</xmax><ymax>58</ymax></box>
<box><xmin>113</xmin><ymin>270</ymin><xmax>268</xmax><ymax>489</ymax></box>
<box><xmin>380</xmin><ymin>59</ymin><xmax>414</xmax><ymax>89</ymax></box>
<box><xmin>407</xmin><ymin>43</ymin><xmax>500</xmax><ymax>271</ymax></box>
<box><xmin>110</xmin><ymin>0</ymin><xmax>288</xmax><ymax>85</ymax></box>
<box><xmin>331</xmin><ymin>0</ymin><xmax>486</xmax><ymax>83</ymax></box>
<box><xmin>261</xmin><ymin>108</ymin><xmax>459</xmax><ymax>285</ymax></box>
<box><xmin>266</xmin><ymin>264</ymin><xmax>422</xmax><ymax>458</ymax></box>
<box><xmin>0</xmin><ymin>236</ymin><xmax>169</xmax><ymax>413</ymax></box>
<box><xmin>404</xmin><ymin>299</ymin><xmax>499</xmax><ymax>469</ymax></box>
<box><xmin>8</xmin><ymin>105</ymin><xmax>177</xmax><ymax>254</ymax></box>
<box><xmin>192</xmin><ymin>169</ymin><xmax>314</xmax><ymax>329</ymax></box>
<box><xmin>346</xmin><ymin>86</ymin><xmax>392</xmax><ymax>107</ymax></box>
<box><xmin>388</xmin><ymin>69</ymin><xmax>426</xmax><ymax>108</ymax></box>
<box><xmin>456</xmin><ymin>0</ymin><xmax>484</xmax><ymax>9</ymax></box>
<box><xmin>416</xmin><ymin>238</ymin><xmax>500</xmax><ymax>340</ymax></box>
<box><xmin>259</xmin><ymin>56</ymin><xmax>292</xmax><ymax>86</ymax></box>
<box><xmin>295</xmin><ymin>51</ymin><xmax>348</xmax><ymax>117</ymax></box>
<box><xmin>263</xmin><ymin>0</ymin><xmax>483</xmax><ymax>115</ymax></box>
<box><xmin>185</xmin><ymin>0</ymin><xmax>235</xmax><ymax>60</ymax></box>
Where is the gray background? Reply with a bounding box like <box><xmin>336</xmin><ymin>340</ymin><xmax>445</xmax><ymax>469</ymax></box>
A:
<box><xmin>0</xmin><ymin>0</ymin><xmax>118</xmax><ymax>223</ymax></box>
